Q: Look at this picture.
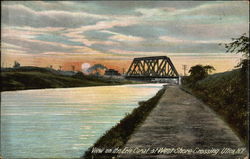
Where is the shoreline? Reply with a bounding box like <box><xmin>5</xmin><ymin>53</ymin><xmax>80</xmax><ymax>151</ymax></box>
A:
<box><xmin>82</xmin><ymin>86</ymin><xmax>166</xmax><ymax>159</ymax></box>
<box><xmin>0</xmin><ymin>82</ymin><xmax>141</xmax><ymax>93</ymax></box>
<box><xmin>1</xmin><ymin>68</ymin><xmax>143</xmax><ymax>92</ymax></box>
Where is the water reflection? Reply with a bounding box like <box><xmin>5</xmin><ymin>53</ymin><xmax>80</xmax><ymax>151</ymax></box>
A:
<box><xmin>1</xmin><ymin>84</ymin><xmax>163</xmax><ymax>158</ymax></box>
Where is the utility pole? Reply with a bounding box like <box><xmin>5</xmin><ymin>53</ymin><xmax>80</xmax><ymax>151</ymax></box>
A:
<box><xmin>182</xmin><ymin>65</ymin><xmax>187</xmax><ymax>76</ymax></box>
<box><xmin>71</xmin><ymin>65</ymin><xmax>75</xmax><ymax>72</ymax></box>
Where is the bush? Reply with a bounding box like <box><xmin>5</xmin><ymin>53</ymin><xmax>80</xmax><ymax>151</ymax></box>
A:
<box><xmin>183</xmin><ymin>68</ymin><xmax>248</xmax><ymax>143</ymax></box>
<box><xmin>184</xmin><ymin>65</ymin><xmax>215</xmax><ymax>87</ymax></box>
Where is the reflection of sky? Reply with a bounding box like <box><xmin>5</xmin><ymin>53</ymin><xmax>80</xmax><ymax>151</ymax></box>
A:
<box><xmin>1</xmin><ymin>84</ymin><xmax>163</xmax><ymax>158</ymax></box>
<box><xmin>1</xmin><ymin>1</ymin><xmax>248</xmax><ymax>72</ymax></box>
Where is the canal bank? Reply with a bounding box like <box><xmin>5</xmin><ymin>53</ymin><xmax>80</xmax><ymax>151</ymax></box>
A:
<box><xmin>82</xmin><ymin>86</ymin><xmax>167</xmax><ymax>159</ymax></box>
<box><xmin>83</xmin><ymin>86</ymin><xmax>247</xmax><ymax>159</ymax></box>
<box><xmin>1</xmin><ymin>66</ymin><xmax>141</xmax><ymax>92</ymax></box>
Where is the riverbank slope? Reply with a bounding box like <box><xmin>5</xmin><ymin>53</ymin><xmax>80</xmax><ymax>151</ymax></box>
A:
<box><xmin>82</xmin><ymin>87</ymin><xmax>166</xmax><ymax>159</ymax></box>
<box><xmin>83</xmin><ymin>85</ymin><xmax>247</xmax><ymax>159</ymax></box>
<box><xmin>119</xmin><ymin>86</ymin><xmax>246</xmax><ymax>159</ymax></box>
<box><xmin>182</xmin><ymin>69</ymin><xmax>248</xmax><ymax>143</ymax></box>
<box><xmin>1</xmin><ymin>66</ymin><xmax>138</xmax><ymax>91</ymax></box>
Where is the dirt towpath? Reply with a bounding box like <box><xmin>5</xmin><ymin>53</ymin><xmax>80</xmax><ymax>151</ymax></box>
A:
<box><xmin>118</xmin><ymin>86</ymin><xmax>247</xmax><ymax>159</ymax></box>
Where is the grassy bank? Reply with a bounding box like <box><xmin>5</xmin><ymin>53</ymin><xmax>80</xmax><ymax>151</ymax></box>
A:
<box><xmin>1</xmin><ymin>66</ymin><xmax>138</xmax><ymax>91</ymax></box>
<box><xmin>182</xmin><ymin>69</ymin><xmax>248</xmax><ymax>143</ymax></box>
<box><xmin>82</xmin><ymin>87</ymin><xmax>166</xmax><ymax>159</ymax></box>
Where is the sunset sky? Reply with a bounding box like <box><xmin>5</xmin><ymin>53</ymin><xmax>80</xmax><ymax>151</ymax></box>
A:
<box><xmin>1</xmin><ymin>1</ymin><xmax>249</xmax><ymax>74</ymax></box>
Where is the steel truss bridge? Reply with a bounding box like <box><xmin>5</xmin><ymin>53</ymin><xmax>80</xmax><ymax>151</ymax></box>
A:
<box><xmin>125</xmin><ymin>56</ymin><xmax>179</xmax><ymax>81</ymax></box>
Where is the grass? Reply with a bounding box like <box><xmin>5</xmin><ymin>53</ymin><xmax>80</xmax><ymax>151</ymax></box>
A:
<box><xmin>1</xmin><ymin>67</ymin><xmax>139</xmax><ymax>91</ymax></box>
<box><xmin>82</xmin><ymin>87</ymin><xmax>166</xmax><ymax>159</ymax></box>
<box><xmin>182</xmin><ymin>69</ymin><xmax>248</xmax><ymax>144</ymax></box>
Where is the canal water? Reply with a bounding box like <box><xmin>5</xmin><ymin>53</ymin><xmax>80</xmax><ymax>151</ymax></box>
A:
<box><xmin>1</xmin><ymin>84</ymin><xmax>164</xmax><ymax>158</ymax></box>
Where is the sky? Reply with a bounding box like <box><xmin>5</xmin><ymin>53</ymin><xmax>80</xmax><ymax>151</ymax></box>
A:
<box><xmin>1</xmin><ymin>1</ymin><xmax>249</xmax><ymax>74</ymax></box>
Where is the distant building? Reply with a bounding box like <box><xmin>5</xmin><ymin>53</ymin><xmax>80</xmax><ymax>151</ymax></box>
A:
<box><xmin>104</xmin><ymin>69</ymin><xmax>121</xmax><ymax>76</ymax></box>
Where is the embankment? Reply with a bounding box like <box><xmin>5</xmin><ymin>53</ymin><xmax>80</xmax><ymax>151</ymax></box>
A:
<box><xmin>1</xmin><ymin>66</ymin><xmax>138</xmax><ymax>91</ymax></box>
<box><xmin>182</xmin><ymin>69</ymin><xmax>248</xmax><ymax>144</ymax></box>
<box><xmin>82</xmin><ymin>87</ymin><xmax>166</xmax><ymax>159</ymax></box>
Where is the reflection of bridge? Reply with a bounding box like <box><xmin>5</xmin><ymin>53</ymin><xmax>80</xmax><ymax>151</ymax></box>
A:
<box><xmin>125</xmin><ymin>56</ymin><xmax>179</xmax><ymax>81</ymax></box>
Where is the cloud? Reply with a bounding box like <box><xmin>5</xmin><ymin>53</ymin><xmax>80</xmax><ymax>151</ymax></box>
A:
<box><xmin>110</xmin><ymin>34</ymin><xmax>144</xmax><ymax>42</ymax></box>
<box><xmin>62</xmin><ymin>18</ymin><xmax>139</xmax><ymax>46</ymax></box>
<box><xmin>136</xmin><ymin>1</ymin><xmax>249</xmax><ymax>18</ymax></box>
<box><xmin>159</xmin><ymin>36</ymin><xmax>185</xmax><ymax>43</ymax></box>
<box><xmin>133</xmin><ymin>1</ymin><xmax>248</xmax><ymax>29</ymax></box>
<box><xmin>1</xmin><ymin>48</ymin><xmax>28</xmax><ymax>55</ymax></box>
<box><xmin>66</xmin><ymin>18</ymin><xmax>139</xmax><ymax>33</ymax></box>
<box><xmin>181</xmin><ymin>1</ymin><xmax>249</xmax><ymax>17</ymax></box>
<box><xmin>34</xmin><ymin>34</ymin><xmax>83</xmax><ymax>46</ymax></box>
<box><xmin>11</xmin><ymin>26</ymin><xmax>65</xmax><ymax>33</ymax></box>
<box><xmin>2</xmin><ymin>34</ymin><xmax>94</xmax><ymax>54</ymax></box>
<box><xmin>163</xmin><ymin>22</ymin><xmax>249</xmax><ymax>41</ymax></box>
<box><xmin>1</xmin><ymin>42</ymin><xmax>27</xmax><ymax>50</ymax></box>
<box><xmin>108</xmin><ymin>49</ymin><xmax>238</xmax><ymax>58</ymax></box>
<box><xmin>101</xmin><ymin>30</ymin><xmax>144</xmax><ymax>42</ymax></box>
<box><xmin>2</xmin><ymin>26</ymin><xmax>109</xmax><ymax>56</ymax></box>
<box><xmin>1</xmin><ymin>4</ymin><xmax>108</xmax><ymax>28</ymax></box>
<box><xmin>41</xmin><ymin>51</ymin><xmax>100</xmax><ymax>56</ymax></box>
<box><xmin>91</xmin><ymin>37</ymin><xmax>227</xmax><ymax>54</ymax></box>
<box><xmin>159</xmin><ymin>36</ymin><xmax>230</xmax><ymax>44</ymax></box>
<box><xmin>1</xmin><ymin>0</ymin><xmax>248</xmax><ymax>69</ymax></box>
<box><xmin>1</xmin><ymin>28</ymin><xmax>40</xmax><ymax>39</ymax></box>
<box><xmin>109</xmin><ymin>49</ymin><xmax>167</xmax><ymax>57</ymax></box>
<box><xmin>85</xmin><ymin>1</ymin><xmax>205</xmax><ymax>16</ymax></box>
<box><xmin>62</xmin><ymin>31</ymin><xmax>115</xmax><ymax>47</ymax></box>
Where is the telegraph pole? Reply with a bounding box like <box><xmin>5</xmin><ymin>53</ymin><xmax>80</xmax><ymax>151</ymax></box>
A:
<box><xmin>72</xmin><ymin>65</ymin><xmax>75</xmax><ymax>72</ymax></box>
<box><xmin>182</xmin><ymin>65</ymin><xmax>187</xmax><ymax>76</ymax></box>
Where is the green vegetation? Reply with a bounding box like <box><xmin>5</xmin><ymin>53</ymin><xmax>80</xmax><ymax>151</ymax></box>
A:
<box><xmin>0</xmin><ymin>66</ymin><xmax>138</xmax><ymax>91</ymax></box>
<box><xmin>182</xmin><ymin>34</ymin><xmax>249</xmax><ymax>143</ymax></box>
<box><xmin>82</xmin><ymin>87</ymin><xmax>166</xmax><ymax>159</ymax></box>
<box><xmin>183</xmin><ymin>64</ymin><xmax>215</xmax><ymax>86</ymax></box>
<box><xmin>223</xmin><ymin>33</ymin><xmax>249</xmax><ymax>58</ymax></box>
<box><xmin>182</xmin><ymin>69</ymin><xmax>248</xmax><ymax>143</ymax></box>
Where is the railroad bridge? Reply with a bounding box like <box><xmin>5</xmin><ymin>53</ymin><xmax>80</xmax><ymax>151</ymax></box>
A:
<box><xmin>125</xmin><ymin>56</ymin><xmax>179</xmax><ymax>82</ymax></box>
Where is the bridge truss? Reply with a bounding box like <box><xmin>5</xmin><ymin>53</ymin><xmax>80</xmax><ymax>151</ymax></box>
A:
<box><xmin>126</xmin><ymin>56</ymin><xmax>179</xmax><ymax>80</ymax></box>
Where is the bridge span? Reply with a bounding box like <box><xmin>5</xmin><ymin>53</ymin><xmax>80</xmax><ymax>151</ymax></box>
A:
<box><xmin>125</xmin><ymin>56</ymin><xmax>179</xmax><ymax>82</ymax></box>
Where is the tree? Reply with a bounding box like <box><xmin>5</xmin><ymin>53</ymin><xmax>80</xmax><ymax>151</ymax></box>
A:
<box><xmin>13</xmin><ymin>61</ymin><xmax>20</xmax><ymax>68</ymax></box>
<box><xmin>203</xmin><ymin>65</ymin><xmax>216</xmax><ymax>74</ymax></box>
<box><xmin>189</xmin><ymin>65</ymin><xmax>207</xmax><ymax>81</ymax></box>
<box><xmin>223</xmin><ymin>33</ymin><xmax>249</xmax><ymax>59</ymax></box>
<box><xmin>222</xmin><ymin>33</ymin><xmax>249</xmax><ymax>76</ymax></box>
<box><xmin>188</xmin><ymin>64</ymin><xmax>215</xmax><ymax>83</ymax></box>
<box><xmin>72</xmin><ymin>71</ymin><xmax>85</xmax><ymax>79</ymax></box>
